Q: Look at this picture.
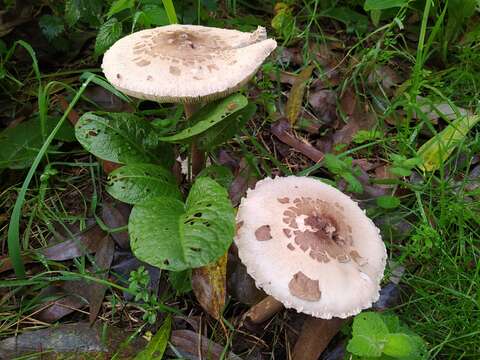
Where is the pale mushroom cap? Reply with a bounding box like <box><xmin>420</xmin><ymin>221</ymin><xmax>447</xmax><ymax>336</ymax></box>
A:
<box><xmin>102</xmin><ymin>24</ymin><xmax>277</xmax><ymax>103</ymax></box>
<box><xmin>235</xmin><ymin>176</ymin><xmax>387</xmax><ymax>319</ymax></box>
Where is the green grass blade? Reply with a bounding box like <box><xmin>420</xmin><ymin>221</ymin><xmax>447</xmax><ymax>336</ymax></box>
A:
<box><xmin>7</xmin><ymin>73</ymin><xmax>96</xmax><ymax>278</ymax></box>
<box><xmin>162</xmin><ymin>0</ymin><xmax>178</xmax><ymax>24</ymax></box>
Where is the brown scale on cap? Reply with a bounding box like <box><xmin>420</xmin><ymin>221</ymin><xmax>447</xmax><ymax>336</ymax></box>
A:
<box><xmin>255</xmin><ymin>225</ymin><xmax>272</xmax><ymax>241</ymax></box>
<box><xmin>288</xmin><ymin>271</ymin><xmax>321</xmax><ymax>301</ymax></box>
<box><xmin>281</xmin><ymin>197</ymin><xmax>365</xmax><ymax>265</ymax></box>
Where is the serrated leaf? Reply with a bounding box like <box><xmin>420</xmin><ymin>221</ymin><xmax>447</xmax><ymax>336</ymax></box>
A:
<box><xmin>129</xmin><ymin>177</ymin><xmax>235</xmax><ymax>271</ymax></box>
<box><xmin>106</xmin><ymin>163</ymin><xmax>182</xmax><ymax>204</ymax></box>
<box><xmin>197</xmin><ymin>102</ymin><xmax>256</xmax><ymax>151</ymax></box>
<box><xmin>75</xmin><ymin>112</ymin><xmax>173</xmax><ymax>167</ymax></box>
<box><xmin>383</xmin><ymin>333</ymin><xmax>415</xmax><ymax>358</ymax></box>
<box><xmin>376</xmin><ymin>195</ymin><xmax>401</xmax><ymax>209</ymax></box>
<box><xmin>364</xmin><ymin>0</ymin><xmax>409</xmax><ymax>11</ymax></box>
<box><xmin>0</xmin><ymin>118</ymin><xmax>75</xmax><ymax>169</ymax></box>
<box><xmin>65</xmin><ymin>0</ymin><xmax>103</xmax><ymax>27</ymax></box>
<box><xmin>417</xmin><ymin>115</ymin><xmax>480</xmax><ymax>172</ymax></box>
<box><xmin>134</xmin><ymin>316</ymin><xmax>171</xmax><ymax>360</ymax></box>
<box><xmin>285</xmin><ymin>65</ymin><xmax>314</xmax><ymax>125</ymax></box>
<box><xmin>39</xmin><ymin>15</ymin><xmax>65</xmax><ymax>41</ymax></box>
<box><xmin>347</xmin><ymin>312</ymin><xmax>388</xmax><ymax>357</ymax></box>
<box><xmin>159</xmin><ymin>94</ymin><xmax>248</xmax><ymax>142</ymax></box>
<box><xmin>94</xmin><ymin>18</ymin><xmax>123</xmax><ymax>56</ymax></box>
<box><xmin>192</xmin><ymin>251</ymin><xmax>227</xmax><ymax>319</ymax></box>
<box><xmin>141</xmin><ymin>5</ymin><xmax>169</xmax><ymax>26</ymax></box>
<box><xmin>108</xmin><ymin>0</ymin><xmax>135</xmax><ymax>18</ymax></box>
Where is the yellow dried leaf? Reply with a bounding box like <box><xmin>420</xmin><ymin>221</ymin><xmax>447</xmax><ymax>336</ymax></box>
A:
<box><xmin>285</xmin><ymin>65</ymin><xmax>314</xmax><ymax>125</ymax></box>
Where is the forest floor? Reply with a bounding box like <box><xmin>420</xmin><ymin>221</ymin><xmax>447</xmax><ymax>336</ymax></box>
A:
<box><xmin>0</xmin><ymin>1</ymin><xmax>479</xmax><ymax>359</ymax></box>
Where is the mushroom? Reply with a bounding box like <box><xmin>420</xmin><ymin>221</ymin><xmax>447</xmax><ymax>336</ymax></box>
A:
<box><xmin>102</xmin><ymin>24</ymin><xmax>277</xmax><ymax>175</ymax></box>
<box><xmin>235</xmin><ymin>176</ymin><xmax>386</xmax><ymax>319</ymax></box>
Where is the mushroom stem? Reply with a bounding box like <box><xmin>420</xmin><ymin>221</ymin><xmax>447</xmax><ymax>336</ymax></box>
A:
<box><xmin>244</xmin><ymin>295</ymin><xmax>284</xmax><ymax>324</ymax></box>
<box><xmin>292</xmin><ymin>317</ymin><xmax>347</xmax><ymax>360</ymax></box>
<box><xmin>184</xmin><ymin>103</ymin><xmax>205</xmax><ymax>180</ymax></box>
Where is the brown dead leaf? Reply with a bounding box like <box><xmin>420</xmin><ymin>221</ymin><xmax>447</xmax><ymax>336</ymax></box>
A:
<box><xmin>271</xmin><ymin>119</ymin><xmax>324</xmax><ymax>162</ymax></box>
<box><xmin>292</xmin><ymin>317</ymin><xmax>347</xmax><ymax>360</ymax></box>
<box><xmin>229</xmin><ymin>158</ymin><xmax>257</xmax><ymax>206</ymax></box>
<box><xmin>308</xmin><ymin>89</ymin><xmax>337</xmax><ymax>125</ymax></box>
<box><xmin>191</xmin><ymin>252</ymin><xmax>227</xmax><ymax>320</ymax></box>
<box><xmin>285</xmin><ymin>65</ymin><xmax>315</xmax><ymax>125</ymax></box>
<box><xmin>101</xmin><ymin>202</ymin><xmax>130</xmax><ymax>249</ymax></box>
<box><xmin>169</xmin><ymin>330</ymin><xmax>242</xmax><ymax>360</ymax></box>
<box><xmin>89</xmin><ymin>236</ymin><xmax>115</xmax><ymax>324</ymax></box>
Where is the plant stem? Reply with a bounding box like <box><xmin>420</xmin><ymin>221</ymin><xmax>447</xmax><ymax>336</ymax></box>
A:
<box><xmin>184</xmin><ymin>102</ymin><xmax>205</xmax><ymax>180</ymax></box>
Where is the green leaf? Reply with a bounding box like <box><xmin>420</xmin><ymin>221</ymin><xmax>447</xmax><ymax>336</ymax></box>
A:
<box><xmin>347</xmin><ymin>312</ymin><xmax>388</xmax><ymax>357</ymax></box>
<box><xmin>169</xmin><ymin>270</ymin><xmax>192</xmax><ymax>294</ymax></box>
<box><xmin>376</xmin><ymin>195</ymin><xmax>401</xmax><ymax>209</ymax></box>
<box><xmin>108</xmin><ymin>0</ymin><xmax>135</xmax><ymax>18</ymax></box>
<box><xmin>197</xmin><ymin>165</ymin><xmax>234</xmax><ymax>189</ymax></box>
<box><xmin>159</xmin><ymin>94</ymin><xmax>248</xmax><ymax>142</ymax></box>
<box><xmin>417</xmin><ymin>115</ymin><xmax>480</xmax><ymax>172</ymax></box>
<box><xmin>65</xmin><ymin>0</ymin><xmax>103</xmax><ymax>27</ymax></box>
<box><xmin>107</xmin><ymin>163</ymin><xmax>182</xmax><ymax>204</ymax></box>
<box><xmin>322</xmin><ymin>7</ymin><xmax>369</xmax><ymax>34</ymax></box>
<box><xmin>129</xmin><ymin>177</ymin><xmax>235</xmax><ymax>271</ymax></box>
<box><xmin>75</xmin><ymin>112</ymin><xmax>173</xmax><ymax>166</ymax></box>
<box><xmin>141</xmin><ymin>5</ymin><xmax>169</xmax><ymax>26</ymax></box>
<box><xmin>94</xmin><ymin>18</ymin><xmax>123</xmax><ymax>56</ymax></box>
<box><xmin>197</xmin><ymin>102</ymin><xmax>256</xmax><ymax>151</ymax></box>
<box><xmin>383</xmin><ymin>333</ymin><xmax>415</xmax><ymax>358</ymax></box>
<box><xmin>134</xmin><ymin>316</ymin><xmax>171</xmax><ymax>360</ymax></box>
<box><xmin>161</xmin><ymin>0</ymin><xmax>178</xmax><ymax>24</ymax></box>
<box><xmin>0</xmin><ymin>118</ymin><xmax>75</xmax><ymax>169</ymax></box>
<box><xmin>364</xmin><ymin>0</ymin><xmax>408</xmax><ymax>11</ymax></box>
<box><xmin>39</xmin><ymin>15</ymin><xmax>65</xmax><ymax>41</ymax></box>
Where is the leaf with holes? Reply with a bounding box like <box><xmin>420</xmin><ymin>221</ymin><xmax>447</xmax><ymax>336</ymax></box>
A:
<box><xmin>159</xmin><ymin>93</ymin><xmax>248</xmax><ymax>142</ymax></box>
<box><xmin>129</xmin><ymin>177</ymin><xmax>235</xmax><ymax>271</ymax></box>
<box><xmin>196</xmin><ymin>102</ymin><xmax>256</xmax><ymax>151</ymax></box>
<box><xmin>107</xmin><ymin>163</ymin><xmax>182</xmax><ymax>204</ymax></box>
<box><xmin>75</xmin><ymin>112</ymin><xmax>173</xmax><ymax>167</ymax></box>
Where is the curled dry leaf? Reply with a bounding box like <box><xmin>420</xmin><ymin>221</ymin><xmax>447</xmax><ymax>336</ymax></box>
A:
<box><xmin>191</xmin><ymin>251</ymin><xmax>228</xmax><ymax>320</ymax></box>
<box><xmin>285</xmin><ymin>65</ymin><xmax>315</xmax><ymax>125</ymax></box>
<box><xmin>102</xmin><ymin>201</ymin><xmax>131</xmax><ymax>249</ymax></box>
<box><xmin>271</xmin><ymin>119</ymin><xmax>324</xmax><ymax>162</ymax></box>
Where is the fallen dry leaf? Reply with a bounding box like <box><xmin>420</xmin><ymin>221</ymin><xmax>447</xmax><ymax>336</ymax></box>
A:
<box><xmin>169</xmin><ymin>330</ymin><xmax>242</xmax><ymax>360</ymax></box>
<box><xmin>271</xmin><ymin>119</ymin><xmax>324</xmax><ymax>162</ymax></box>
<box><xmin>89</xmin><ymin>235</ymin><xmax>115</xmax><ymax>324</ymax></box>
<box><xmin>192</xmin><ymin>252</ymin><xmax>228</xmax><ymax>320</ymax></box>
<box><xmin>308</xmin><ymin>89</ymin><xmax>337</xmax><ymax>125</ymax></box>
<box><xmin>101</xmin><ymin>202</ymin><xmax>130</xmax><ymax>249</ymax></box>
<box><xmin>285</xmin><ymin>65</ymin><xmax>315</xmax><ymax>125</ymax></box>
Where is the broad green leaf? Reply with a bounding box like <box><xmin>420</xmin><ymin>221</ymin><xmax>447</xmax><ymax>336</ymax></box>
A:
<box><xmin>197</xmin><ymin>165</ymin><xmax>234</xmax><ymax>189</ymax></box>
<box><xmin>107</xmin><ymin>0</ymin><xmax>135</xmax><ymax>18</ymax></box>
<box><xmin>129</xmin><ymin>177</ymin><xmax>235</xmax><ymax>271</ymax></box>
<box><xmin>322</xmin><ymin>7</ymin><xmax>369</xmax><ymax>34</ymax></box>
<box><xmin>0</xmin><ymin>118</ymin><xmax>74</xmax><ymax>169</ymax></box>
<box><xmin>383</xmin><ymin>333</ymin><xmax>415</xmax><ymax>358</ymax></box>
<box><xmin>376</xmin><ymin>195</ymin><xmax>401</xmax><ymax>209</ymax></box>
<box><xmin>285</xmin><ymin>65</ymin><xmax>314</xmax><ymax>125</ymax></box>
<box><xmin>75</xmin><ymin>112</ymin><xmax>173</xmax><ymax>166</ymax></box>
<box><xmin>196</xmin><ymin>102</ymin><xmax>256</xmax><ymax>151</ymax></box>
<box><xmin>417</xmin><ymin>115</ymin><xmax>480</xmax><ymax>172</ymax></box>
<box><xmin>107</xmin><ymin>163</ymin><xmax>182</xmax><ymax>204</ymax></box>
<box><xmin>159</xmin><ymin>94</ymin><xmax>248</xmax><ymax>142</ymax></box>
<box><xmin>94</xmin><ymin>18</ymin><xmax>123</xmax><ymax>56</ymax></box>
<box><xmin>39</xmin><ymin>15</ymin><xmax>65</xmax><ymax>41</ymax></box>
<box><xmin>134</xmin><ymin>316</ymin><xmax>171</xmax><ymax>360</ymax></box>
<box><xmin>364</xmin><ymin>0</ymin><xmax>408</xmax><ymax>11</ymax></box>
<box><xmin>347</xmin><ymin>312</ymin><xmax>388</xmax><ymax>357</ymax></box>
<box><xmin>141</xmin><ymin>5</ymin><xmax>169</xmax><ymax>26</ymax></box>
<box><xmin>169</xmin><ymin>269</ymin><xmax>192</xmax><ymax>294</ymax></box>
<box><xmin>65</xmin><ymin>0</ymin><xmax>103</xmax><ymax>27</ymax></box>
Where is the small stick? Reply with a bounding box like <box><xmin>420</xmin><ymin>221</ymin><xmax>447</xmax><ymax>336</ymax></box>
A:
<box><xmin>292</xmin><ymin>317</ymin><xmax>347</xmax><ymax>360</ymax></box>
<box><xmin>244</xmin><ymin>296</ymin><xmax>284</xmax><ymax>324</ymax></box>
